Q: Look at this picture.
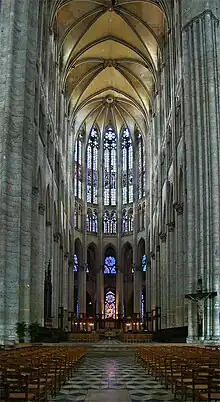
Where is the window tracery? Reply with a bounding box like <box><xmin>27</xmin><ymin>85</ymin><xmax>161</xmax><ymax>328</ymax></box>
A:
<box><xmin>103</xmin><ymin>126</ymin><xmax>117</xmax><ymax>206</ymax></box>
<box><xmin>73</xmin><ymin>254</ymin><xmax>78</xmax><ymax>272</ymax></box>
<box><xmin>103</xmin><ymin>211</ymin><xmax>117</xmax><ymax>234</ymax></box>
<box><xmin>121</xmin><ymin>128</ymin><xmax>133</xmax><ymax>204</ymax></box>
<box><xmin>86</xmin><ymin>127</ymin><xmax>99</xmax><ymax>204</ymax></box>
<box><xmin>105</xmin><ymin>290</ymin><xmax>116</xmax><ymax>319</ymax></box>
<box><xmin>86</xmin><ymin>209</ymin><xmax>98</xmax><ymax>233</ymax></box>
<box><xmin>137</xmin><ymin>132</ymin><xmax>146</xmax><ymax>200</ymax></box>
<box><xmin>74</xmin><ymin>134</ymin><xmax>83</xmax><ymax>199</ymax></box>
<box><xmin>104</xmin><ymin>257</ymin><xmax>116</xmax><ymax>274</ymax></box>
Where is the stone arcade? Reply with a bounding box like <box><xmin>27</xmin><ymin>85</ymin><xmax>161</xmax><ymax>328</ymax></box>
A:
<box><xmin>0</xmin><ymin>0</ymin><xmax>220</xmax><ymax>345</ymax></box>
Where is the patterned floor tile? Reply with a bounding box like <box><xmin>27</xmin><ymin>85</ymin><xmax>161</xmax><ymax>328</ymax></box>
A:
<box><xmin>51</xmin><ymin>355</ymin><xmax>180</xmax><ymax>401</ymax></box>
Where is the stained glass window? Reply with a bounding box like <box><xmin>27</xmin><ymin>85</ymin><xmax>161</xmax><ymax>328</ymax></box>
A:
<box><xmin>142</xmin><ymin>255</ymin><xmax>147</xmax><ymax>272</ymax></box>
<box><xmin>105</xmin><ymin>290</ymin><xmax>116</xmax><ymax>319</ymax></box>
<box><xmin>103</xmin><ymin>127</ymin><xmax>117</xmax><ymax>206</ymax></box>
<box><xmin>104</xmin><ymin>256</ymin><xmax>116</xmax><ymax>274</ymax></box>
<box><xmin>73</xmin><ymin>208</ymin><xmax>77</xmax><ymax>229</ymax></box>
<box><xmin>137</xmin><ymin>132</ymin><xmax>146</xmax><ymax>199</ymax></box>
<box><xmin>92</xmin><ymin>211</ymin><xmax>98</xmax><ymax>233</ymax></box>
<box><xmin>85</xmin><ymin>214</ymin><xmax>89</xmax><ymax>232</ymax></box>
<box><xmin>110</xmin><ymin>211</ymin><xmax>117</xmax><ymax>234</ymax></box>
<box><xmin>103</xmin><ymin>211</ymin><xmax>110</xmax><ymax>234</ymax></box>
<box><xmin>128</xmin><ymin>210</ymin><xmax>133</xmax><ymax>232</ymax></box>
<box><xmin>121</xmin><ymin>128</ymin><xmax>133</xmax><ymax>204</ymax></box>
<box><xmin>86</xmin><ymin>263</ymin><xmax>89</xmax><ymax>273</ymax></box>
<box><xmin>122</xmin><ymin>210</ymin><xmax>128</xmax><ymax>233</ymax></box>
<box><xmin>74</xmin><ymin>135</ymin><xmax>83</xmax><ymax>199</ymax></box>
<box><xmin>103</xmin><ymin>211</ymin><xmax>117</xmax><ymax>234</ymax></box>
<box><xmin>86</xmin><ymin>127</ymin><xmax>99</xmax><ymax>204</ymax></box>
<box><xmin>73</xmin><ymin>254</ymin><xmax>78</xmax><ymax>272</ymax></box>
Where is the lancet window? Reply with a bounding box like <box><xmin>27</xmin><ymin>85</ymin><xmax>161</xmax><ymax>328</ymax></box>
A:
<box><xmin>103</xmin><ymin>211</ymin><xmax>117</xmax><ymax>234</ymax></box>
<box><xmin>121</xmin><ymin>128</ymin><xmax>133</xmax><ymax>204</ymax></box>
<box><xmin>74</xmin><ymin>135</ymin><xmax>83</xmax><ymax>199</ymax></box>
<box><xmin>86</xmin><ymin>127</ymin><xmax>99</xmax><ymax>204</ymax></box>
<box><xmin>103</xmin><ymin>127</ymin><xmax>117</xmax><ymax>206</ymax></box>
<box><xmin>137</xmin><ymin>133</ymin><xmax>146</xmax><ymax>199</ymax></box>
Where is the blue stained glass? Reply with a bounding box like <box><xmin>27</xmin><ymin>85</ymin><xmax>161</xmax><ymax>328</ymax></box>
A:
<box><xmin>73</xmin><ymin>254</ymin><xmax>78</xmax><ymax>272</ymax></box>
<box><xmin>142</xmin><ymin>255</ymin><xmax>147</xmax><ymax>272</ymax></box>
<box><xmin>104</xmin><ymin>256</ymin><xmax>116</xmax><ymax>274</ymax></box>
<box><xmin>86</xmin><ymin>127</ymin><xmax>99</xmax><ymax>204</ymax></box>
<box><xmin>105</xmin><ymin>290</ymin><xmax>116</xmax><ymax>319</ymax></box>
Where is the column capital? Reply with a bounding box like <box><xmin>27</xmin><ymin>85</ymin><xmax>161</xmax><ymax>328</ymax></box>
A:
<box><xmin>38</xmin><ymin>202</ymin><xmax>46</xmax><ymax>215</ymax></box>
<box><xmin>173</xmin><ymin>202</ymin><xmax>184</xmax><ymax>215</ymax></box>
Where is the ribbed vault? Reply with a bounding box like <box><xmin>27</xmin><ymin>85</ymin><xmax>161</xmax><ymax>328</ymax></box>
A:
<box><xmin>52</xmin><ymin>0</ymin><xmax>167</xmax><ymax>136</ymax></box>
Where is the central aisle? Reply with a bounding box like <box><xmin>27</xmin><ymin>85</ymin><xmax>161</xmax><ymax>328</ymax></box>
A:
<box><xmin>53</xmin><ymin>355</ymin><xmax>177</xmax><ymax>402</ymax></box>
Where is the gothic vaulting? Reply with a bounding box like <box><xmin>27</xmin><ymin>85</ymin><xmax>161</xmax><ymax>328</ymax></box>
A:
<box><xmin>0</xmin><ymin>0</ymin><xmax>220</xmax><ymax>344</ymax></box>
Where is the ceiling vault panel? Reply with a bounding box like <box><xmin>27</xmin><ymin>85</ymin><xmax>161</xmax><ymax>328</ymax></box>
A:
<box><xmin>54</xmin><ymin>0</ymin><xmax>166</xmax><ymax>136</ymax></box>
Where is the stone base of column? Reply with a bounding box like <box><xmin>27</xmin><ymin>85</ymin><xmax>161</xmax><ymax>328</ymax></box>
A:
<box><xmin>203</xmin><ymin>336</ymin><xmax>220</xmax><ymax>345</ymax></box>
<box><xmin>186</xmin><ymin>336</ymin><xmax>200</xmax><ymax>344</ymax></box>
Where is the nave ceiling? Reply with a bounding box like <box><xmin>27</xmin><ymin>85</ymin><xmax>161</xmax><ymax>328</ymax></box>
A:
<box><xmin>52</xmin><ymin>0</ymin><xmax>167</xmax><ymax>137</ymax></box>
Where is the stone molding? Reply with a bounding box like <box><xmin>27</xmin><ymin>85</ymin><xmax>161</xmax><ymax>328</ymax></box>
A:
<box><xmin>32</xmin><ymin>186</ymin><xmax>39</xmax><ymax>196</ymax></box>
<box><xmin>64</xmin><ymin>252</ymin><xmax>69</xmax><ymax>259</ymax></box>
<box><xmin>167</xmin><ymin>221</ymin><xmax>175</xmax><ymax>232</ymax></box>
<box><xmin>159</xmin><ymin>232</ymin><xmax>167</xmax><ymax>243</ymax></box>
<box><xmin>150</xmin><ymin>251</ymin><xmax>155</xmax><ymax>260</ymax></box>
<box><xmin>53</xmin><ymin>232</ymin><xmax>60</xmax><ymax>242</ymax></box>
<box><xmin>156</xmin><ymin>245</ymin><xmax>160</xmax><ymax>252</ymax></box>
<box><xmin>174</xmin><ymin>202</ymin><xmax>184</xmax><ymax>215</ymax></box>
<box><xmin>46</xmin><ymin>221</ymin><xmax>52</xmax><ymax>227</ymax></box>
<box><xmin>38</xmin><ymin>203</ymin><xmax>46</xmax><ymax>215</ymax></box>
<box><xmin>182</xmin><ymin>9</ymin><xmax>219</xmax><ymax>32</ymax></box>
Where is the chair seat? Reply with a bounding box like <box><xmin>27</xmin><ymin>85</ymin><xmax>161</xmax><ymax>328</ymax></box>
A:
<box><xmin>9</xmin><ymin>392</ymin><xmax>36</xmax><ymax>400</ymax></box>
<box><xmin>199</xmin><ymin>392</ymin><xmax>220</xmax><ymax>400</ymax></box>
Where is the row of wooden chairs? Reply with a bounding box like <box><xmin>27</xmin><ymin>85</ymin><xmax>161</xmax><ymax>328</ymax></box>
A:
<box><xmin>0</xmin><ymin>345</ymin><xmax>87</xmax><ymax>401</ymax></box>
<box><xmin>121</xmin><ymin>333</ymin><xmax>152</xmax><ymax>343</ymax></box>
<box><xmin>136</xmin><ymin>345</ymin><xmax>220</xmax><ymax>401</ymax></box>
<box><xmin>69</xmin><ymin>332</ymin><xmax>99</xmax><ymax>342</ymax></box>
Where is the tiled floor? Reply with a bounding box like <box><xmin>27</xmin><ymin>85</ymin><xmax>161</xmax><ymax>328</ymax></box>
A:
<box><xmin>52</xmin><ymin>355</ymin><xmax>179</xmax><ymax>402</ymax></box>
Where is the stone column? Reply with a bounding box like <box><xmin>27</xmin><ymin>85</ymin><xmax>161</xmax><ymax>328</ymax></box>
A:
<box><xmin>174</xmin><ymin>203</ymin><xmax>185</xmax><ymax>326</ymax></box>
<box><xmin>52</xmin><ymin>232</ymin><xmax>60</xmax><ymax>327</ymax></box>
<box><xmin>37</xmin><ymin>202</ymin><xmax>46</xmax><ymax>326</ymax></box>
<box><xmin>96</xmin><ymin>271</ymin><xmax>101</xmax><ymax>315</ymax></box>
<box><xmin>68</xmin><ymin>260</ymin><xmax>74</xmax><ymax>331</ymax></box>
<box><xmin>134</xmin><ymin>266</ymin><xmax>142</xmax><ymax>316</ymax></box>
<box><xmin>155</xmin><ymin>246</ymin><xmax>161</xmax><ymax>311</ymax></box>
<box><xmin>79</xmin><ymin>264</ymin><xmax>86</xmax><ymax>315</ymax></box>
<box><xmin>160</xmin><ymin>233</ymin><xmax>167</xmax><ymax>328</ymax></box>
<box><xmin>30</xmin><ymin>187</ymin><xmax>40</xmax><ymax>324</ymax></box>
<box><xmin>63</xmin><ymin>252</ymin><xmax>69</xmax><ymax>312</ymax></box>
<box><xmin>167</xmin><ymin>222</ymin><xmax>176</xmax><ymax>327</ymax></box>
<box><xmin>182</xmin><ymin>3</ymin><xmax>220</xmax><ymax>342</ymax></box>
<box><xmin>0</xmin><ymin>0</ymin><xmax>39</xmax><ymax>344</ymax></box>
<box><xmin>119</xmin><ymin>272</ymin><xmax>124</xmax><ymax>317</ymax></box>
<box><xmin>100</xmin><ymin>267</ymin><xmax>104</xmax><ymax>318</ymax></box>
